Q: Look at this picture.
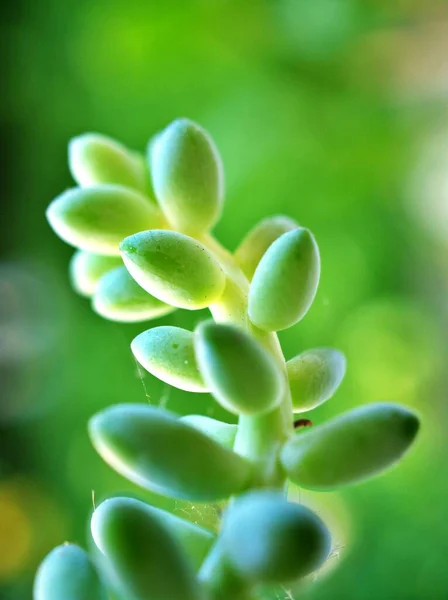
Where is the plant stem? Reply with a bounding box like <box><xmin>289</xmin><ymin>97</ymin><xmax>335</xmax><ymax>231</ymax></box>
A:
<box><xmin>197</xmin><ymin>233</ymin><xmax>294</xmax><ymax>599</ymax></box>
<box><xmin>201</xmin><ymin>232</ymin><xmax>294</xmax><ymax>484</ymax></box>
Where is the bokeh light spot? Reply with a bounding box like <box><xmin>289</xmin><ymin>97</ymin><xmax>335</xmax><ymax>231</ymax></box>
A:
<box><xmin>338</xmin><ymin>298</ymin><xmax>440</xmax><ymax>406</ymax></box>
<box><xmin>0</xmin><ymin>488</ymin><xmax>32</xmax><ymax>579</ymax></box>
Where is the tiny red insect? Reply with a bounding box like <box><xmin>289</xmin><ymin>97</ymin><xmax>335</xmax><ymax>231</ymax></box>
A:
<box><xmin>293</xmin><ymin>418</ymin><xmax>313</xmax><ymax>429</ymax></box>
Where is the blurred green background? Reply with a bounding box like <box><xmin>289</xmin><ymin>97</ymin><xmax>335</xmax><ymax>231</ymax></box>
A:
<box><xmin>2</xmin><ymin>0</ymin><xmax>448</xmax><ymax>598</ymax></box>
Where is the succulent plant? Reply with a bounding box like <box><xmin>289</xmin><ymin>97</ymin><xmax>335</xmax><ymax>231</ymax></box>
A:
<box><xmin>35</xmin><ymin>118</ymin><xmax>420</xmax><ymax>600</ymax></box>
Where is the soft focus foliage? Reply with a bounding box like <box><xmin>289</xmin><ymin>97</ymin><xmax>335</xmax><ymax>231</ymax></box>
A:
<box><xmin>3</xmin><ymin>1</ymin><xmax>448</xmax><ymax>599</ymax></box>
<box><xmin>47</xmin><ymin>186</ymin><xmax>163</xmax><ymax>255</ymax></box>
<box><xmin>92</xmin><ymin>266</ymin><xmax>174</xmax><ymax>322</ymax></box>
<box><xmin>33</xmin><ymin>544</ymin><xmax>107</xmax><ymax>600</ymax></box>
<box><xmin>91</xmin><ymin>497</ymin><xmax>201</xmax><ymax>600</ymax></box>
<box><xmin>287</xmin><ymin>348</ymin><xmax>346</xmax><ymax>413</ymax></box>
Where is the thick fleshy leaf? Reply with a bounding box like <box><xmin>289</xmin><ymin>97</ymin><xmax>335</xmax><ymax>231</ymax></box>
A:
<box><xmin>47</xmin><ymin>185</ymin><xmax>164</xmax><ymax>255</ymax></box>
<box><xmin>287</xmin><ymin>348</ymin><xmax>346</xmax><ymax>413</ymax></box>
<box><xmin>91</xmin><ymin>498</ymin><xmax>200</xmax><ymax>600</ymax></box>
<box><xmin>194</xmin><ymin>321</ymin><xmax>284</xmax><ymax>415</ymax></box>
<box><xmin>69</xmin><ymin>251</ymin><xmax>122</xmax><ymax>297</ymax></box>
<box><xmin>93</xmin><ymin>267</ymin><xmax>174</xmax><ymax>323</ymax></box>
<box><xmin>235</xmin><ymin>215</ymin><xmax>298</xmax><ymax>280</ymax></box>
<box><xmin>120</xmin><ymin>230</ymin><xmax>225</xmax><ymax>309</ymax></box>
<box><xmin>34</xmin><ymin>544</ymin><xmax>107</xmax><ymax>600</ymax></box>
<box><xmin>131</xmin><ymin>326</ymin><xmax>207</xmax><ymax>392</ymax></box>
<box><xmin>69</xmin><ymin>133</ymin><xmax>148</xmax><ymax>192</ymax></box>
<box><xmin>198</xmin><ymin>543</ymin><xmax>250</xmax><ymax>600</ymax></box>
<box><xmin>281</xmin><ymin>402</ymin><xmax>420</xmax><ymax>490</ymax></box>
<box><xmin>89</xmin><ymin>404</ymin><xmax>253</xmax><ymax>501</ymax></box>
<box><xmin>248</xmin><ymin>228</ymin><xmax>320</xmax><ymax>331</ymax></box>
<box><xmin>222</xmin><ymin>491</ymin><xmax>331</xmax><ymax>583</ymax></box>
<box><xmin>151</xmin><ymin>119</ymin><xmax>224</xmax><ymax>234</ymax></box>
<box><xmin>139</xmin><ymin>502</ymin><xmax>215</xmax><ymax>570</ymax></box>
<box><xmin>180</xmin><ymin>415</ymin><xmax>237</xmax><ymax>449</ymax></box>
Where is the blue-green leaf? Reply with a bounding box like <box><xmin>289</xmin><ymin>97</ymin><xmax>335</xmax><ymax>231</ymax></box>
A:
<box><xmin>91</xmin><ymin>497</ymin><xmax>200</xmax><ymax>600</ymax></box>
<box><xmin>281</xmin><ymin>402</ymin><xmax>420</xmax><ymax>490</ymax></box>
<box><xmin>222</xmin><ymin>490</ymin><xmax>331</xmax><ymax>583</ymax></box>
<box><xmin>195</xmin><ymin>321</ymin><xmax>284</xmax><ymax>415</ymax></box>
<box><xmin>89</xmin><ymin>404</ymin><xmax>253</xmax><ymax>501</ymax></box>
<box><xmin>34</xmin><ymin>544</ymin><xmax>107</xmax><ymax>600</ymax></box>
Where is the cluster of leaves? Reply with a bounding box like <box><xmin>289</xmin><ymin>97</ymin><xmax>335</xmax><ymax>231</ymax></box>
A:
<box><xmin>35</xmin><ymin>120</ymin><xmax>420</xmax><ymax>600</ymax></box>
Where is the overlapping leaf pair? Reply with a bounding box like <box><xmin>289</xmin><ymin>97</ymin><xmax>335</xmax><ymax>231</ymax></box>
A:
<box><xmin>36</xmin><ymin>119</ymin><xmax>420</xmax><ymax>600</ymax></box>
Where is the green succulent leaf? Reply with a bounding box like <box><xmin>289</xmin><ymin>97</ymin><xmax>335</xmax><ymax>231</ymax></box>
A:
<box><xmin>91</xmin><ymin>497</ymin><xmax>201</xmax><ymax>600</ymax></box>
<box><xmin>69</xmin><ymin>251</ymin><xmax>122</xmax><ymax>297</ymax></box>
<box><xmin>248</xmin><ymin>228</ymin><xmax>320</xmax><ymax>331</ymax></box>
<box><xmin>235</xmin><ymin>215</ymin><xmax>298</xmax><ymax>280</ymax></box>
<box><xmin>287</xmin><ymin>348</ymin><xmax>346</xmax><ymax>412</ymax></box>
<box><xmin>151</xmin><ymin>118</ymin><xmax>224</xmax><ymax>234</ymax></box>
<box><xmin>34</xmin><ymin>544</ymin><xmax>107</xmax><ymax>600</ymax></box>
<box><xmin>131</xmin><ymin>326</ymin><xmax>207</xmax><ymax>393</ymax></box>
<box><xmin>69</xmin><ymin>133</ymin><xmax>148</xmax><ymax>193</ymax></box>
<box><xmin>92</xmin><ymin>497</ymin><xmax>214</xmax><ymax>573</ymax></box>
<box><xmin>47</xmin><ymin>185</ymin><xmax>164</xmax><ymax>255</ymax></box>
<box><xmin>198</xmin><ymin>542</ymin><xmax>250</xmax><ymax>600</ymax></box>
<box><xmin>120</xmin><ymin>230</ymin><xmax>225</xmax><ymax>309</ymax></box>
<box><xmin>137</xmin><ymin>500</ymin><xmax>215</xmax><ymax>570</ymax></box>
<box><xmin>281</xmin><ymin>402</ymin><xmax>420</xmax><ymax>490</ymax></box>
<box><xmin>195</xmin><ymin>321</ymin><xmax>284</xmax><ymax>415</ymax></box>
<box><xmin>92</xmin><ymin>266</ymin><xmax>174</xmax><ymax>323</ymax></box>
<box><xmin>180</xmin><ymin>415</ymin><xmax>238</xmax><ymax>449</ymax></box>
<box><xmin>222</xmin><ymin>490</ymin><xmax>331</xmax><ymax>583</ymax></box>
<box><xmin>89</xmin><ymin>404</ymin><xmax>253</xmax><ymax>501</ymax></box>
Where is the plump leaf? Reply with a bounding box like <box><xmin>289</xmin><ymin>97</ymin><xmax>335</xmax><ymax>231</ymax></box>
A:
<box><xmin>34</xmin><ymin>544</ymin><xmax>107</xmax><ymax>600</ymax></box>
<box><xmin>222</xmin><ymin>490</ymin><xmax>331</xmax><ymax>583</ymax></box>
<box><xmin>91</xmin><ymin>497</ymin><xmax>200</xmax><ymax>600</ymax></box>
<box><xmin>194</xmin><ymin>321</ymin><xmax>284</xmax><ymax>415</ymax></box>
<box><xmin>180</xmin><ymin>415</ymin><xmax>237</xmax><ymax>449</ymax></box>
<box><xmin>198</xmin><ymin>542</ymin><xmax>250</xmax><ymax>600</ymax></box>
<box><xmin>120</xmin><ymin>230</ymin><xmax>225</xmax><ymax>309</ymax></box>
<box><xmin>89</xmin><ymin>404</ymin><xmax>253</xmax><ymax>501</ymax></box>
<box><xmin>137</xmin><ymin>501</ymin><xmax>215</xmax><ymax>570</ymax></box>
<box><xmin>281</xmin><ymin>402</ymin><xmax>420</xmax><ymax>490</ymax></box>
<box><xmin>131</xmin><ymin>326</ymin><xmax>207</xmax><ymax>392</ymax></box>
<box><xmin>69</xmin><ymin>133</ymin><xmax>148</xmax><ymax>193</ymax></box>
<box><xmin>47</xmin><ymin>185</ymin><xmax>164</xmax><ymax>255</ymax></box>
<box><xmin>151</xmin><ymin>118</ymin><xmax>224</xmax><ymax>234</ymax></box>
<box><xmin>248</xmin><ymin>228</ymin><xmax>320</xmax><ymax>331</ymax></box>
<box><xmin>287</xmin><ymin>348</ymin><xmax>346</xmax><ymax>412</ymax></box>
<box><xmin>235</xmin><ymin>215</ymin><xmax>298</xmax><ymax>280</ymax></box>
<box><xmin>93</xmin><ymin>266</ymin><xmax>174</xmax><ymax>323</ymax></box>
<box><xmin>69</xmin><ymin>251</ymin><xmax>122</xmax><ymax>297</ymax></box>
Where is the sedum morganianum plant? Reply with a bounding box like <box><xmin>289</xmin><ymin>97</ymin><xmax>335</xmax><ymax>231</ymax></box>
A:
<box><xmin>35</xmin><ymin>119</ymin><xmax>420</xmax><ymax>600</ymax></box>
